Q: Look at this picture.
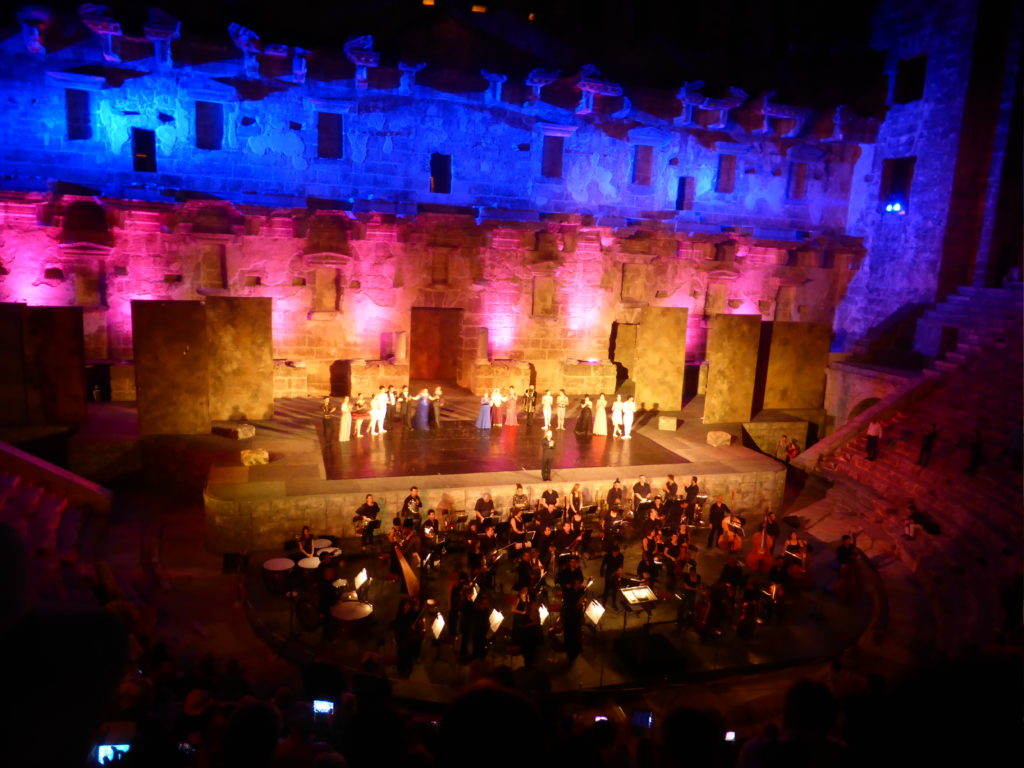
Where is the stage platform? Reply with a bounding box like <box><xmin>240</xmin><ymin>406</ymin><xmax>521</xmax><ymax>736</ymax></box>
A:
<box><xmin>201</xmin><ymin>392</ymin><xmax>786</xmax><ymax>555</ymax></box>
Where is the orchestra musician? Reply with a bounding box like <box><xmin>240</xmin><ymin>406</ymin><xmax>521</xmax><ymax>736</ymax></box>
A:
<box><xmin>664</xmin><ymin>531</ymin><xmax>685</xmax><ymax>592</ymax></box>
<box><xmin>746</xmin><ymin>507</ymin><xmax>777</xmax><ymax>572</ymax></box>
<box><xmin>565</xmin><ymin>483</ymin><xmax>583</xmax><ymax>520</ymax></box>
<box><xmin>477</xmin><ymin>525</ymin><xmax>500</xmax><ymax>588</ymax></box>
<box><xmin>533</xmin><ymin>523</ymin><xmax>554</xmax><ymax>576</ymax></box>
<box><xmin>473</xmin><ymin>493</ymin><xmax>496</xmax><ymax>527</ymax></box>
<box><xmin>663</xmin><ymin>474</ymin><xmax>679</xmax><ymax>502</ymax></box>
<box><xmin>509</xmin><ymin>507</ymin><xmax>527</xmax><ymax>556</ymax></box>
<box><xmin>448</xmin><ymin>571</ymin><xmax>470</xmax><ymax>641</ymax></box>
<box><xmin>296</xmin><ymin>526</ymin><xmax>315</xmax><ymax>560</ymax></box>
<box><xmin>511</xmin><ymin>483</ymin><xmax>529</xmax><ymax>515</ymax></box>
<box><xmin>766</xmin><ymin>556</ymin><xmax>788</xmax><ymax>621</ymax></box>
<box><xmin>553</xmin><ymin>520</ymin><xmax>581</xmax><ymax>560</ymax></box>
<box><xmin>556</xmin><ymin>554</ymin><xmax>585</xmax><ymax>592</ymax></box>
<box><xmin>605</xmin><ymin>479</ymin><xmax>625</xmax><ymax>512</ymax></box>
<box><xmin>677</xmin><ymin>565</ymin><xmax>702</xmax><ymax>625</ymax></box>
<box><xmin>637</xmin><ymin>550</ymin><xmax>658</xmax><ymax>587</ymax></box>
<box><xmin>783</xmin><ymin>531</ymin><xmax>808</xmax><ymax>569</ymax></box>
<box><xmin>354</xmin><ymin>493</ymin><xmax>381</xmax><ymax>549</ymax></box>
<box><xmin>706</xmin><ymin>495</ymin><xmax>730</xmax><ymax>549</ymax></box>
<box><xmin>718</xmin><ymin>553</ymin><xmax>744</xmax><ymax>588</ymax></box>
<box><xmin>511</xmin><ymin>586</ymin><xmax>531</xmax><ymax>646</ymax></box>
<box><xmin>718</xmin><ymin>510</ymin><xmax>745</xmax><ymax>553</ymax></box>
<box><xmin>540</xmin><ymin>485</ymin><xmax>560</xmax><ymax>511</ymax></box>
<box><xmin>389</xmin><ymin>519</ymin><xmax>420</xmax><ymax>593</ymax></box>
<box><xmin>600</xmin><ymin>543</ymin><xmax>624</xmax><ymax>610</ymax></box>
<box><xmin>419</xmin><ymin>509</ymin><xmax>440</xmax><ymax>569</ymax></box>
<box><xmin>633</xmin><ymin>474</ymin><xmax>653</xmax><ymax>520</ymax></box>
<box><xmin>399</xmin><ymin>486</ymin><xmax>422</xmax><ymax>526</ymax></box>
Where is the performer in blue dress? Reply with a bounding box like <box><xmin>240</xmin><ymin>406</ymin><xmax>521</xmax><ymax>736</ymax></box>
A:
<box><xmin>475</xmin><ymin>393</ymin><xmax>492</xmax><ymax>429</ymax></box>
<box><xmin>413</xmin><ymin>388</ymin><xmax>431</xmax><ymax>431</ymax></box>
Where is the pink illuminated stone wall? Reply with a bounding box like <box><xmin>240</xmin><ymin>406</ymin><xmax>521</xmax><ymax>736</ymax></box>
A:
<box><xmin>0</xmin><ymin>195</ymin><xmax>862</xmax><ymax>397</ymax></box>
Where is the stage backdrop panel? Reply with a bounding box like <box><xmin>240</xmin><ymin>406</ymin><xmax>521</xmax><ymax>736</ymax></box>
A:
<box><xmin>22</xmin><ymin>306</ymin><xmax>87</xmax><ymax>427</ymax></box>
<box><xmin>634</xmin><ymin>307</ymin><xmax>687</xmax><ymax>411</ymax></box>
<box><xmin>762</xmin><ymin>322</ymin><xmax>832</xmax><ymax>410</ymax></box>
<box><xmin>132</xmin><ymin>300</ymin><xmax>210</xmax><ymax>435</ymax></box>
<box><xmin>704</xmin><ymin>314</ymin><xmax>761</xmax><ymax>424</ymax></box>
<box><xmin>0</xmin><ymin>303</ymin><xmax>29</xmax><ymax>425</ymax></box>
<box><xmin>206</xmin><ymin>297</ymin><xmax>274</xmax><ymax>421</ymax></box>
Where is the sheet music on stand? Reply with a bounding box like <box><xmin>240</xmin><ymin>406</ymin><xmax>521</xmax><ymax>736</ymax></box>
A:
<box><xmin>620</xmin><ymin>584</ymin><xmax>657</xmax><ymax>606</ymax></box>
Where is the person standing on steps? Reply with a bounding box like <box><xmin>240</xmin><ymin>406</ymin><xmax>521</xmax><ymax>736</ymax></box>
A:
<box><xmin>866</xmin><ymin>419</ymin><xmax>883</xmax><ymax>461</ymax></box>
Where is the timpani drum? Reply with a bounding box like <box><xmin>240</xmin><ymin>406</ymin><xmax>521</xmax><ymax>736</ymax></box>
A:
<box><xmin>330</xmin><ymin>600</ymin><xmax>374</xmax><ymax>622</ymax></box>
<box><xmin>262</xmin><ymin>557</ymin><xmax>294</xmax><ymax>594</ymax></box>
<box><xmin>313</xmin><ymin>538</ymin><xmax>333</xmax><ymax>550</ymax></box>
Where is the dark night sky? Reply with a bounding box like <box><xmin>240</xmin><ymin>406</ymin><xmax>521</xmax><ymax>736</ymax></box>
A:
<box><xmin>11</xmin><ymin>0</ymin><xmax>888</xmax><ymax>113</ymax></box>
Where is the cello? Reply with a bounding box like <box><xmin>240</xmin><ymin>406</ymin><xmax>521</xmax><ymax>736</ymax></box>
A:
<box><xmin>746</xmin><ymin>510</ymin><xmax>777</xmax><ymax>572</ymax></box>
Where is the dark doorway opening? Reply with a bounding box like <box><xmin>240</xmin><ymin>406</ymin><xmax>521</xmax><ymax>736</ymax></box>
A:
<box><xmin>410</xmin><ymin>308</ymin><xmax>463</xmax><ymax>382</ymax></box>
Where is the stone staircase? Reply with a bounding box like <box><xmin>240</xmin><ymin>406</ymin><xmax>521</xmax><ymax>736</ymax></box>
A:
<box><xmin>916</xmin><ymin>283</ymin><xmax>1023</xmax><ymax>361</ymax></box>
<box><xmin>816</xmin><ymin>285</ymin><xmax>1023</xmax><ymax>659</ymax></box>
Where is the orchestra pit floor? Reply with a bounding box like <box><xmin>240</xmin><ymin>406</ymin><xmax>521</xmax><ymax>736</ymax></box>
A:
<box><xmin>243</xmin><ymin>510</ymin><xmax>871</xmax><ymax>702</ymax></box>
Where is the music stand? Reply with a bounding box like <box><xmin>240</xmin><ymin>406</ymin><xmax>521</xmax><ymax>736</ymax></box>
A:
<box><xmin>431</xmin><ymin>613</ymin><xmax>445</xmax><ymax>640</ymax></box>
<box><xmin>538</xmin><ymin>604</ymin><xmax>550</xmax><ymax>625</ymax></box>
<box><xmin>488</xmin><ymin>609</ymin><xmax>504</xmax><ymax>635</ymax></box>
<box><xmin>618</xmin><ymin>584</ymin><xmax>658</xmax><ymax>631</ymax></box>
<box><xmin>585</xmin><ymin>600</ymin><xmax>605</xmax><ymax>627</ymax></box>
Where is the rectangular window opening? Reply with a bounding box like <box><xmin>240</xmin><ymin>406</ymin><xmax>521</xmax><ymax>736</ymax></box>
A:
<box><xmin>675</xmin><ymin>176</ymin><xmax>695</xmax><ymax>211</ymax></box>
<box><xmin>66</xmin><ymin>89</ymin><xmax>92</xmax><ymax>140</ymax></box>
<box><xmin>880</xmin><ymin>156</ymin><xmax>916</xmax><ymax>211</ymax></box>
<box><xmin>430</xmin><ymin>153</ymin><xmax>452</xmax><ymax>194</ymax></box>
<box><xmin>541</xmin><ymin>134</ymin><xmax>564</xmax><ymax>179</ymax></box>
<box><xmin>715</xmin><ymin>154</ymin><xmax>736</xmax><ymax>194</ymax></box>
<box><xmin>131</xmin><ymin>128</ymin><xmax>157</xmax><ymax>173</ymax></box>
<box><xmin>893</xmin><ymin>56</ymin><xmax>927</xmax><ymax>105</ymax></box>
<box><xmin>632</xmin><ymin>145</ymin><xmax>654</xmax><ymax>186</ymax></box>
<box><xmin>317</xmin><ymin>112</ymin><xmax>344</xmax><ymax>159</ymax></box>
<box><xmin>788</xmin><ymin>162</ymin><xmax>808</xmax><ymax>200</ymax></box>
<box><xmin>195</xmin><ymin>101</ymin><xmax>224</xmax><ymax>150</ymax></box>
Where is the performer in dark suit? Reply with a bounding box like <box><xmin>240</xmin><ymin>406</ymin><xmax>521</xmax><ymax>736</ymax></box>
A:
<box><xmin>707</xmin><ymin>495</ymin><xmax>729</xmax><ymax>549</ymax></box>
<box><xmin>540</xmin><ymin>429</ymin><xmax>555</xmax><ymax>481</ymax></box>
<box><xmin>523</xmin><ymin>385</ymin><xmax>537</xmax><ymax>427</ymax></box>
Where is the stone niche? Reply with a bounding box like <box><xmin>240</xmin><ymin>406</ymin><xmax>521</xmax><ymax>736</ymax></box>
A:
<box><xmin>559</xmin><ymin>359</ymin><xmax>617</xmax><ymax>396</ymax></box>
<box><xmin>704</xmin><ymin>314</ymin><xmax>761</xmax><ymax>424</ymax></box>
<box><xmin>110</xmin><ymin>362</ymin><xmax>136</xmax><ymax>401</ymax></box>
<box><xmin>467</xmin><ymin>359</ymin><xmax>532</xmax><ymax>396</ymax></box>
<box><xmin>345</xmin><ymin>359</ymin><xmax>410</xmax><ymax>398</ymax></box>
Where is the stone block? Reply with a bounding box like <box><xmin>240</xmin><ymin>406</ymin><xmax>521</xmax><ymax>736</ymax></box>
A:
<box><xmin>634</xmin><ymin>307</ymin><xmax>687</xmax><ymax>411</ymax></box>
<box><xmin>704</xmin><ymin>314</ymin><xmax>760</xmax><ymax>424</ymax></box>
<box><xmin>707</xmin><ymin>430</ymin><xmax>732</xmax><ymax>447</ymax></box>
<box><xmin>762</xmin><ymin>322</ymin><xmax>831</xmax><ymax>410</ymax></box>
<box><xmin>213</xmin><ymin>423</ymin><xmax>257</xmax><ymax>440</ymax></box>
<box><xmin>240</xmin><ymin>448</ymin><xmax>270</xmax><ymax>466</ymax></box>
<box><xmin>110</xmin><ymin>363</ymin><xmax>137</xmax><ymax>401</ymax></box>
<box><xmin>132</xmin><ymin>300</ymin><xmax>210</xmax><ymax>435</ymax></box>
<box><xmin>657</xmin><ymin>415</ymin><xmax>680</xmax><ymax>431</ymax></box>
<box><xmin>206</xmin><ymin>297</ymin><xmax>274</xmax><ymax>421</ymax></box>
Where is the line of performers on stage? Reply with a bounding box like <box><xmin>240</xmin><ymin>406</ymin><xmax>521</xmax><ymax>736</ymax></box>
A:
<box><xmin>474</xmin><ymin>388</ymin><xmax>639</xmax><ymax>439</ymax></box>
<box><xmin>322</xmin><ymin>385</ymin><xmax>445</xmax><ymax>441</ymax></box>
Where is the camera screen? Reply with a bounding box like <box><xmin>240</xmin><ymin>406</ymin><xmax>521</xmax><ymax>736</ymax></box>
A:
<box><xmin>725</xmin><ymin>731</ymin><xmax>736</xmax><ymax>742</ymax></box>
<box><xmin>313</xmin><ymin>699</ymin><xmax>335</xmax><ymax>715</ymax></box>
<box><xmin>97</xmin><ymin>744</ymin><xmax>131</xmax><ymax>762</ymax></box>
<box><xmin>594</xmin><ymin>715</ymin><xmax>608</xmax><ymax>722</ymax></box>
<box><xmin>631</xmin><ymin>710</ymin><xmax>653</xmax><ymax>729</ymax></box>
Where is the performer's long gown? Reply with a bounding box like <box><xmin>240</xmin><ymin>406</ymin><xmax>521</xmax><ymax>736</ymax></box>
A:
<box><xmin>414</xmin><ymin>396</ymin><xmax>431</xmax><ymax>430</ymax></box>
<box><xmin>475</xmin><ymin>398</ymin><xmax>492</xmax><ymax>429</ymax></box>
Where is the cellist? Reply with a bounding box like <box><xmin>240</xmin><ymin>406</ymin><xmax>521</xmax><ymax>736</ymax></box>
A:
<box><xmin>718</xmin><ymin>510</ymin><xmax>745</xmax><ymax>553</ymax></box>
<box><xmin>746</xmin><ymin>507</ymin><xmax>778</xmax><ymax>572</ymax></box>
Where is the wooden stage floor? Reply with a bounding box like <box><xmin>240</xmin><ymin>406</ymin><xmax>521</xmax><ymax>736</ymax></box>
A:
<box><xmin>323</xmin><ymin>419</ymin><xmax>687</xmax><ymax>480</ymax></box>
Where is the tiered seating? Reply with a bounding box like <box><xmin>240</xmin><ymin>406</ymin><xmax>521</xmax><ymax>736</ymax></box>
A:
<box><xmin>819</xmin><ymin>285</ymin><xmax>1022</xmax><ymax>658</ymax></box>
<box><xmin>0</xmin><ymin>470</ymin><xmax>94</xmax><ymax>604</ymax></box>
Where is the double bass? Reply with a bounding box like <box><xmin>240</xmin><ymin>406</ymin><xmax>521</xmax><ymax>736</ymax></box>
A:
<box><xmin>746</xmin><ymin>511</ymin><xmax>777</xmax><ymax>572</ymax></box>
<box><xmin>718</xmin><ymin>513</ymin><xmax>744</xmax><ymax>553</ymax></box>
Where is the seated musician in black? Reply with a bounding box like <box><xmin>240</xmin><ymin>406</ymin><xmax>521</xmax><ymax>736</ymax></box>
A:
<box><xmin>473</xmin><ymin>493</ymin><xmax>496</xmax><ymax>526</ymax></box>
<box><xmin>605</xmin><ymin>479</ymin><xmax>624</xmax><ymax>512</ymax></box>
<box><xmin>514</xmin><ymin>548</ymin><xmax>536</xmax><ymax>591</ymax></box>
<box><xmin>644</xmin><ymin>500</ymin><xmax>664</xmax><ymax>537</ymax></box>
<box><xmin>719</xmin><ymin>554</ymin><xmax>744</xmax><ymax>587</ymax></box>
<box><xmin>477</xmin><ymin>524</ymin><xmax>499</xmax><ymax>589</ymax></box>
<box><xmin>557</xmin><ymin>554</ymin><xmax>584</xmax><ymax>590</ymax></box>
<box><xmin>355</xmin><ymin>494</ymin><xmax>381</xmax><ymax>548</ymax></box>
<box><xmin>836</xmin><ymin>534</ymin><xmax>857</xmax><ymax>567</ymax></box>
<box><xmin>399</xmin><ymin>486</ymin><xmax>422</xmax><ymax>526</ymax></box>
<box><xmin>633</xmin><ymin>474</ymin><xmax>653</xmax><ymax>507</ymax></box>
<box><xmin>602</xmin><ymin>506</ymin><xmax>621</xmax><ymax>546</ymax></box>
<box><xmin>296</xmin><ymin>526</ymin><xmax>315</xmax><ymax>560</ymax></box>
<box><xmin>540</xmin><ymin>486</ymin><xmax>560</xmax><ymax>510</ymax></box>
<box><xmin>637</xmin><ymin>550</ymin><xmax>658</xmax><ymax>587</ymax></box>
<box><xmin>552</xmin><ymin>520</ymin><xmax>579</xmax><ymax>557</ymax></box>
<box><xmin>419</xmin><ymin>509</ymin><xmax>439</xmax><ymax>568</ymax></box>
<box><xmin>533</xmin><ymin>523</ymin><xmax>554</xmax><ymax>575</ymax></box>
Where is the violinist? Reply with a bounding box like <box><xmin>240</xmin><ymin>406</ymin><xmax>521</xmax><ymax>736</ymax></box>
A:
<box><xmin>477</xmin><ymin>525</ymin><xmax>500</xmax><ymax>589</ymax></box>
<box><xmin>514</xmin><ymin>548</ymin><xmax>537</xmax><ymax>592</ymax></box>
<box><xmin>783</xmin><ymin>531</ymin><xmax>808</xmax><ymax>569</ymax></box>
<box><xmin>556</xmin><ymin>554</ymin><xmax>584</xmax><ymax>591</ymax></box>
<box><xmin>533</xmin><ymin>523</ymin><xmax>554</xmax><ymax>575</ymax></box>
<box><xmin>637</xmin><ymin>550</ymin><xmax>658</xmax><ymax>587</ymax></box>
<box><xmin>553</xmin><ymin>520</ymin><xmax>580</xmax><ymax>558</ymax></box>
<box><xmin>465</xmin><ymin>520</ymin><xmax>483</xmax><ymax>575</ymax></box>
<box><xmin>664</xmin><ymin>532</ymin><xmax>684</xmax><ymax>591</ymax></box>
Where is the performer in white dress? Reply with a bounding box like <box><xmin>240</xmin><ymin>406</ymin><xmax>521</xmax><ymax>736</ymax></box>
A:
<box><xmin>338</xmin><ymin>395</ymin><xmax>352</xmax><ymax>442</ymax></box>
<box><xmin>622</xmin><ymin>395</ymin><xmax>636</xmax><ymax>439</ymax></box>
<box><xmin>505</xmin><ymin>386</ymin><xmax>519</xmax><ymax>426</ymax></box>
<box><xmin>555</xmin><ymin>390</ymin><xmax>569</xmax><ymax>430</ymax></box>
<box><xmin>541</xmin><ymin>390</ymin><xmax>554</xmax><ymax>430</ymax></box>
<box><xmin>593</xmin><ymin>394</ymin><xmax>608</xmax><ymax>436</ymax></box>
<box><xmin>610</xmin><ymin>394</ymin><xmax>624</xmax><ymax>438</ymax></box>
